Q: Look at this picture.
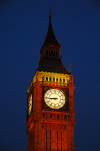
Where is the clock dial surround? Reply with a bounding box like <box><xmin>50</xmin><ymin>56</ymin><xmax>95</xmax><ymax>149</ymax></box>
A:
<box><xmin>28</xmin><ymin>94</ymin><xmax>32</xmax><ymax>115</ymax></box>
<box><xmin>44</xmin><ymin>89</ymin><xmax>66</xmax><ymax>109</ymax></box>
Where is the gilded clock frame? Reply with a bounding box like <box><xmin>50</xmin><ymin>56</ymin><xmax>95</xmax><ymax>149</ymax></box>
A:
<box><xmin>42</xmin><ymin>86</ymin><xmax>69</xmax><ymax>111</ymax></box>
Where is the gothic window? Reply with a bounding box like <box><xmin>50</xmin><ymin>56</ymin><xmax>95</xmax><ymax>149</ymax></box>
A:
<box><xmin>50</xmin><ymin>114</ymin><xmax>52</xmax><ymax>118</ymax></box>
<box><xmin>49</xmin><ymin>77</ymin><xmax>51</xmax><ymax>81</ymax></box>
<box><xmin>57</xmin><ymin>115</ymin><xmax>59</xmax><ymax>118</ymax></box>
<box><xmin>46</xmin><ymin>77</ymin><xmax>48</xmax><ymax>81</ymax></box>
<box><xmin>64</xmin><ymin>115</ymin><xmax>67</xmax><ymax>119</ymax></box>
<box><xmin>57</xmin><ymin>131</ymin><xmax>58</xmax><ymax>151</ymax></box>
<box><xmin>56</xmin><ymin>78</ymin><xmax>58</xmax><ymax>82</ymax></box>
<box><xmin>46</xmin><ymin>130</ymin><xmax>51</xmax><ymax>150</ymax></box>
<box><xmin>53</xmin><ymin>77</ymin><xmax>55</xmax><ymax>82</ymax></box>
<box><xmin>61</xmin><ymin>131</ymin><xmax>62</xmax><ymax>151</ymax></box>
<box><xmin>43</xmin><ymin>113</ymin><xmax>45</xmax><ymax>117</ymax></box>
<box><xmin>51</xmin><ymin>51</ymin><xmax>53</xmax><ymax>57</ymax></box>
<box><xmin>63</xmin><ymin>79</ymin><xmax>65</xmax><ymax>83</ymax></box>
<box><xmin>61</xmin><ymin>131</ymin><xmax>62</xmax><ymax>141</ymax></box>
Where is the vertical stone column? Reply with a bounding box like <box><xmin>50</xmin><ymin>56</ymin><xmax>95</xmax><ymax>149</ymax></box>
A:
<box><xmin>36</xmin><ymin>83</ymin><xmax>42</xmax><ymax>110</ymax></box>
<box><xmin>52</xmin><ymin>124</ymin><xmax>57</xmax><ymax>151</ymax></box>
<box><xmin>58</xmin><ymin>125</ymin><xmax>61</xmax><ymax>151</ymax></box>
<box><xmin>38</xmin><ymin>122</ymin><xmax>42</xmax><ymax>150</ymax></box>
<box><xmin>41</xmin><ymin>123</ymin><xmax>45</xmax><ymax>150</ymax></box>
<box><xmin>69</xmin><ymin>86</ymin><xmax>75</xmax><ymax>113</ymax></box>
<box><xmin>34</xmin><ymin>120</ymin><xmax>39</xmax><ymax>150</ymax></box>
<box><xmin>47</xmin><ymin>124</ymin><xmax>50</xmax><ymax>150</ymax></box>
<box><xmin>63</xmin><ymin>125</ymin><xmax>67</xmax><ymax>151</ymax></box>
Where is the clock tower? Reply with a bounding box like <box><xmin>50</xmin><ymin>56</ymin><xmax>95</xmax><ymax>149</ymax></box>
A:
<box><xmin>26</xmin><ymin>11</ymin><xmax>75</xmax><ymax>151</ymax></box>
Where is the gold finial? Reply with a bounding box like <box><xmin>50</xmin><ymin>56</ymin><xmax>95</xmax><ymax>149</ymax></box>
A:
<box><xmin>48</xmin><ymin>7</ymin><xmax>52</xmax><ymax>18</ymax></box>
<box><xmin>69</xmin><ymin>62</ymin><xmax>71</xmax><ymax>73</ymax></box>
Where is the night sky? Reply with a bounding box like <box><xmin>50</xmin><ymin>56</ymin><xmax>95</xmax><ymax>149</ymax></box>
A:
<box><xmin>0</xmin><ymin>0</ymin><xmax>100</xmax><ymax>151</ymax></box>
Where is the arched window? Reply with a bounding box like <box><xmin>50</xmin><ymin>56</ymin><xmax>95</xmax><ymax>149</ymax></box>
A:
<box><xmin>57</xmin><ymin>115</ymin><xmax>59</xmax><ymax>118</ymax></box>
<box><xmin>53</xmin><ymin>77</ymin><xmax>55</xmax><ymax>82</ymax></box>
<box><xmin>56</xmin><ymin>78</ymin><xmax>58</xmax><ymax>82</ymax></box>
<box><xmin>51</xmin><ymin>51</ymin><xmax>53</xmax><ymax>57</ymax></box>
<box><xmin>49</xmin><ymin>77</ymin><xmax>51</xmax><ymax>81</ymax></box>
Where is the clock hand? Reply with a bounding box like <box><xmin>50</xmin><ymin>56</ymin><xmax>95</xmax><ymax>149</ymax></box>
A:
<box><xmin>44</xmin><ymin>97</ymin><xmax>58</xmax><ymax>99</ymax></box>
<box><xmin>50</xmin><ymin>98</ymin><xmax>58</xmax><ymax>100</ymax></box>
<box><xmin>44</xmin><ymin>97</ymin><xmax>50</xmax><ymax>99</ymax></box>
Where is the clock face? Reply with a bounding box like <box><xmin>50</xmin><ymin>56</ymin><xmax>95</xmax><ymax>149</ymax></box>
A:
<box><xmin>28</xmin><ymin>94</ymin><xmax>32</xmax><ymax>115</ymax></box>
<box><xmin>44</xmin><ymin>89</ymin><xmax>65</xmax><ymax>109</ymax></box>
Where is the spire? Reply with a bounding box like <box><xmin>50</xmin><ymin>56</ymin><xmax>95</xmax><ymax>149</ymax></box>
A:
<box><xmin>48</xmin><ymin>7</ymin><xmax>52</xmax><ymax>19</ymax></box>
<box><xmin>43</xmin><ymin>8</ymin><xmax>60</xmax><ymax>47</ymax></box>
<box><xmin>38</xmin><ymin>10</ymin><xmax>70</xmax><ymax>75</ymax></box>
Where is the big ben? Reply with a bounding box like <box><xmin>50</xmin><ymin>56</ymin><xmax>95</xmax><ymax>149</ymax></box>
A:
<box><xmin>26</xmin><ymin>10</ymin><xmax>75</xmax><ymax>151</ymax></box>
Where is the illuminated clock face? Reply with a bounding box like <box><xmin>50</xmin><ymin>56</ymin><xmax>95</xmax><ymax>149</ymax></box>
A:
<box><xmin>28</xmin><ymin>94</ymin><xmax>32</xmax><ymax>115</ymax></box>
<box><xmin>44</xmin><ymin>89</ymin><xmax>65</xmax><ymax>109</ymax></box>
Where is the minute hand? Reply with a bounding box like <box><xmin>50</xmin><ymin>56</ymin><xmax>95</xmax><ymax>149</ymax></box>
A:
<box><xmin>50</xmin><ymin>98</ymin><xmax>58</xmax><ymax>100</ymax></box>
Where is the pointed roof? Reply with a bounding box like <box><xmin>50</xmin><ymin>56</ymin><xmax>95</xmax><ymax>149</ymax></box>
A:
<box><xmin>37</xmin><ymin>11</ymin><xmax>70</xmax><ymax>75</ymax></box>
<box><xmin>37</xmin><ymin>57</ymin><xmax>70</xmax><ymax>74</ymax></box>
<box><xmin>43</xmin><ymin>15</ymin><xmax>60</xmax><ymax>47</ymax></box>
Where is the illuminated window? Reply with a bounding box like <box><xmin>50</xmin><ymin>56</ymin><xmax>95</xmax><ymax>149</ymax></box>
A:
<box><xmin>60</xmin><ymin>78</ymin><xmax>62</xmax><ymax>82</ymax></box>
<box><xmin>49</xmin><ymin>77</ymin><xmax>51</xmax><ymax>81</ymax></box>
<box><xmin>53</xmin><ymin>77</ymin><xmax>55</xmax><ymax>82</ymax></box>
<box><xmin>56</xmin><ymin>78</ymin><xmax>58</xmax><ymax>82</ymax></box>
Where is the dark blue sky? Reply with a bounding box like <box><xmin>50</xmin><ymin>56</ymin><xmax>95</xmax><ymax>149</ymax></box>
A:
<box><xmin>0</xmin><ymin>0</ymin><xmax>100</xmax><ymax>151</ymax></box>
